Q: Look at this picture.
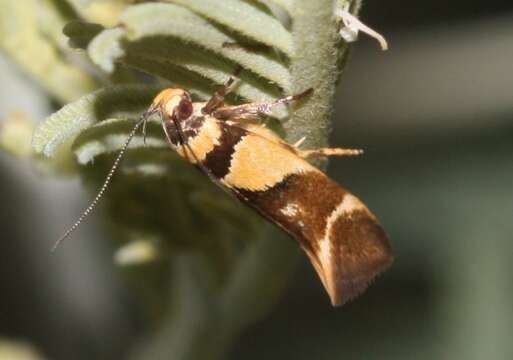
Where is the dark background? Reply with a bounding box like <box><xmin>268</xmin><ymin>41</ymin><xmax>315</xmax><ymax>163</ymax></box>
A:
<box><xmin>1</xmin><ymin>1</ymin><xmax>512</xmax><ymax>359</ymax></box>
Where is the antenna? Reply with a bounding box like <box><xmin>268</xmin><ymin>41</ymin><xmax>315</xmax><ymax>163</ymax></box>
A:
<box><xmin>51</xmin><ymin>117</ymin><xmax>146</xmax><ymax>252</ymax></box>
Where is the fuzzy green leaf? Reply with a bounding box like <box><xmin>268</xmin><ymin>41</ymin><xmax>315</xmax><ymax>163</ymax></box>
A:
<box><xmin>123</xmin><ymin>40</ymin><xmax>283</xmax><ymax>104</ymax></box>
<box><xmin>120</xmin><ymin>3</ymin><xmax>290</xmax><ymax>91</ymax></box>
<box><xmin>88</xmin><ymin>27</ymin><xmax>126</xmax><ymax>73</ymax></box>
<box><xmin>266</xmin><ymin>0</ymin><xmax>293</xmax><ymax>12</ymax></box>
<box><xmin>32</xmin><ymin>85</ymin><xmax>162</xmax><ymax>157</ymax></box>
<box><xmin>120</xmin><ymin>56</ymin><xmax>213</xmax><ymax>100</ymax></box>
<box><xmin>163</xmin><ymin>0</ymin><xmax>293</xmax><ymax>57</ymax></box>
<box><xmin>87</xmin><ymin>28</ymin><xmax>287</xmax><ymax>115</ymax></box>
<box><xmin>63</xmin><ymin>20</ymin><xmax>104</xmax><ymax>49</ymax></box>
<box><xmin>65</xmin><ymin>0</ymin><xmax>127</xmax><ymax>26</ymax></box>
<box><xmin>71</xmin><ymin>118</ymin><xmax>166</xmax><ymax>165</ymax></box>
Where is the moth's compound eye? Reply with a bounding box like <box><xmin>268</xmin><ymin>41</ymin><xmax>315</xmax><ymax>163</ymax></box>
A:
<box><xmin>176</xmin><ymin>98</ymin><xmax>193</xmax><ymax>120</ymax></box>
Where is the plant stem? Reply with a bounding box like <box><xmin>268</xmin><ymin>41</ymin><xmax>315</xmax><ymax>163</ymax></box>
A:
<box><xmin>286</xmin><ymin>0</ymin><xmax>359</xmax><ymax>148</ymax></box>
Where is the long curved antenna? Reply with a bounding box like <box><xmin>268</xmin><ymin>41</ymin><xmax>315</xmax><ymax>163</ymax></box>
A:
<box><xmin>51</xmin><ymin>117</ymin><xmax>146</xmax><ymax>252</ymax></box>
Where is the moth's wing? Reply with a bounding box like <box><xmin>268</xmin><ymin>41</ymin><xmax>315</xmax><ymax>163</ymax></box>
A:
<box><xmin>163</xmin><ymin>116</ymin><xmax>242</xmax><ymax>203</ymax></box>
<box><xmin>215</xmin><ymin>122</ymin><xmax>393</xmax><ymax>306</ymax></box>
<box><xmin>234</xmin><ymin>122</ymin><xmax>290</xmax><ymax>144</ymax></box>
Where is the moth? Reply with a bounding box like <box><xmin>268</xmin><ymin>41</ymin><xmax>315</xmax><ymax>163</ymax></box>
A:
<box><xmin>55</xmin><ymin>70</ymin><xmax>393</xmax><ymax>306</ymax></box>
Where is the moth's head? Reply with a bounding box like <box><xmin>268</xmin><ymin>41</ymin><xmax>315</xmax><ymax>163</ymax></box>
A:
<box><xmin>148</xmin><ymin>88</ymin><xmax>193</xmax><ymax>122</ymax></box>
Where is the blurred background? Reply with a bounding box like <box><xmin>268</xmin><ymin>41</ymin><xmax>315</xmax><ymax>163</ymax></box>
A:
<box><xmin>1</xmin><ymin>1</ymin><xmax>513</xmax><ymax>359</ymax></box>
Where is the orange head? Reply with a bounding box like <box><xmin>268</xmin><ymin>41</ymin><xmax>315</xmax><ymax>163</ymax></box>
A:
<box><xmin>147</xmin><ymin>88</ymin><xmax>193</xmax><ymax>121</ymax></box>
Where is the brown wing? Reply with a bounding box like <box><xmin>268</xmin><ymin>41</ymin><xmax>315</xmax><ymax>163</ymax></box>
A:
<box><xmin>198</xmin><ymin>121</ymin><xmax>393</xmax><ymax>305</ymax></box>
<box><xmin>235</xmin><ymin>171</ymin><xmax>393</xmax><ymax>306</ymax></box>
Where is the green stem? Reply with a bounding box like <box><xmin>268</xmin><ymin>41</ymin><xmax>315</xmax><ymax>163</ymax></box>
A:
<box><xmin>286</xmin><ymin>0</ymin><xmax>348</xmax><ymax>146</ymax></box>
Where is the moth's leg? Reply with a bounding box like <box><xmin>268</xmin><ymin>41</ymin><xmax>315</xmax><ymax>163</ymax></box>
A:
<box><xmin>299</xmin><ymin>148</ymin><xmax>363</xmax><ymax>159</ymax></box>
<box><xmin>293</xmin><ymin>136</ymin><xmax>306</xmax><ymax>148</ymax></box>
<box><xmin>213</xmin><ymin>88</ymin><xmax>313</xmax><ymax>121</ymax></box>
<box><xmin>202</xmin><ymin>66</ymin><xmax>242</xmax><ymax>115</ymax></box>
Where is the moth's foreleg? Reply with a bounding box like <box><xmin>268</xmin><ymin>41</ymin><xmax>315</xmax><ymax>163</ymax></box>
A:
<box><xmin>274</xmin><ymin>87</ymin><xmax>314</xmax><ymax>106</ymax></box>
<box><xmin>213</xmin><ymin>88</ymin><xmax>313</xmax><ymax>121</ymax></box>
<box><xmin>299</xmin><ymin>148</ymin><xmax>363</xmax><ymax>159</ymax></box>
<box><xmin>293</xmin><ymin>136</ymin><xmax>306</xmax><ymax>148</ymax></box>
<box><xmin>202</xmin><ymin>66</ymin><xmax>243</xmax><ymax>115</ymax></box>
